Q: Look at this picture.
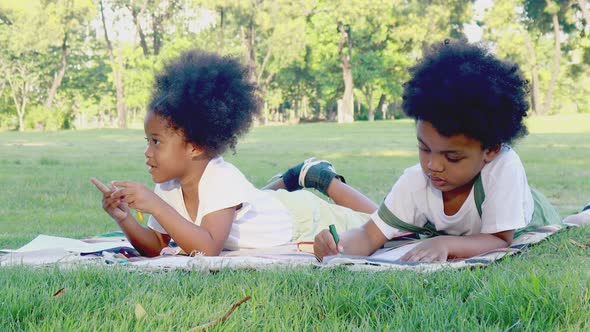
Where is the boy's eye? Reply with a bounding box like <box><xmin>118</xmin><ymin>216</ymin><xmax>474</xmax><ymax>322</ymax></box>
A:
<box><xmin>418</xmin><ymin>145</ymin><xmax>430</xmax><ymax>152</ymax></box>
<box><xmin>446</xmin><ymin>155</ymin><xmax>462</xmax><ymax>163</ymax></box>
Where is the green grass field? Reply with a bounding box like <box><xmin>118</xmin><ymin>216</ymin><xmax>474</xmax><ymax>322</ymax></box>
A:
<box><xmin>1</xmin><ymin>115</ymin><xmax>589</xmax><ymax>330</ymax></box>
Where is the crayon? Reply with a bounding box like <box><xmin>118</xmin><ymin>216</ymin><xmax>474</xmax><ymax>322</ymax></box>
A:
<box><xmin>328</xmin><ymin>224</ymin><xmax>339</xmax><ymax>245</ymax></box>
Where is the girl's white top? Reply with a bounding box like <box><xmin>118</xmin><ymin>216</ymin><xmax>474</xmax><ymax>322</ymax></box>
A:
<box><xmin>147</xmin><ymin>157</ymin><xmax>293</xmax><ymax>250</ymax></box>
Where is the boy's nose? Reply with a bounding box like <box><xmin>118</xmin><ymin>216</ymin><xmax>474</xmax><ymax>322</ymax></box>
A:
<box><xmin>428</xmin><ymin>155</ymin><xmax>444</xmax><ymax>172</ymax></box>
<box><xmin>144</xmin><ymin>145</ymin><xmax>152</xmax><ymax>157</ymax></box>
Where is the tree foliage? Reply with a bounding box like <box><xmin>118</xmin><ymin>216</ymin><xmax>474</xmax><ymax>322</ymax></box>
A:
<box><xmin>0</xmin><ymin>0</ymin><xmax>588</xmax><ymax>131</ymax></box>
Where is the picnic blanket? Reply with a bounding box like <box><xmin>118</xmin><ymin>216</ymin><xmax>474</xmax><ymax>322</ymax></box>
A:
<box><xmin>0</xmin><ymin>225</ymin><xmax>574</xmax><ymax>272</ymax></box>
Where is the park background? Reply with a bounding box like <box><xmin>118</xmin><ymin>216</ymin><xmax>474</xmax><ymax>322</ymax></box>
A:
<box><xmin>1</xmin><ymin>0</ymin><xmax>589</xmax><ymax>130</ymax></box>
<box><xmin>1</xmin><ymin>0</ymin><xmax>590</xmax><ymax>330</ymax></box>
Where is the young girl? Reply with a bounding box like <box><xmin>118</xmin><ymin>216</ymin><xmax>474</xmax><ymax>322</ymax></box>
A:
<box><xmin>310</xmin><ymin>40</ymin><xmax>572</xmax><ymax>262</ymax></box>
<box><xmin>91</xmin><ymin>50</ymin><xmax>372</xmax><ymax>257</ymax></box>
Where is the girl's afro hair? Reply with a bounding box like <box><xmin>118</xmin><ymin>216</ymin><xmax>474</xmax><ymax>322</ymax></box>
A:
<box><xmin>149</xmin><ymin>49</ymin><xmax>260</xmax><ymax>156</ymax></box>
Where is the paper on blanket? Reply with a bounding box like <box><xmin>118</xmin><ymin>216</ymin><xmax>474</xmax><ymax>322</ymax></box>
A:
<box><xmin>0</xmin><ymin>234</ymin><xmax>133</xmax><ymax>254</ymax></box>
<box><xmin>322</xmin><ymin>242</ymin><xmax>420</xmax><ymax>265</ymax></box>
<box><xmin>0</xmin><ymin>248</ymin><xmax>99</xmax><ymax>266</ymax></box>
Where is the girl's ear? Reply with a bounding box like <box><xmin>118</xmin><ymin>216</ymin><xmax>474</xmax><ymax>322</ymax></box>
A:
<box><xmin>189</xmin><ymin>144</ymin><xmax>206</xmax><ymax>159</ymax></box>
<box><xmin>483</xmin><ymin>144</ymin><xmax>501</xmax><ymax>163</ymax></box>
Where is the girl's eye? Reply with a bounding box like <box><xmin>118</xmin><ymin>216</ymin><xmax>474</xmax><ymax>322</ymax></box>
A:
<box><xmin>145</xmin><ymin>137</ymin><xmax>159</xmax><ymax>145</ymax></box>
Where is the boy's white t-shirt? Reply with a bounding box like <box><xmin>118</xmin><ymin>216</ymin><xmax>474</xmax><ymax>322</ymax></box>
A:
<box><xmin>147</xmin><ymin>157</ymin><xmax>293</xmax><ymax>250</ymax></box>
<box><xmin>371</xmin><ymin>146</ymin><xmax>534</xmax><ymax>239</ymax></box>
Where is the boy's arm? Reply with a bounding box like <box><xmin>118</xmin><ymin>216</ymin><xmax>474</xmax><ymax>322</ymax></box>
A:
<box><xmin>314</xmin><ymin>219</ymin><xmax>388</xmax><ymax>260</ymax></box>
<box><xmin>400</xmin><ymin>229</ymin><xmax>514</xmax><ymax>262</ymax></box>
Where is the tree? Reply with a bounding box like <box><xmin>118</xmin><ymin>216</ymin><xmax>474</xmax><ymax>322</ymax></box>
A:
<box><xmin>196</xmin><ymin>0</ymin><xmax>308</xmax><ymax>122</ymax></box>
<box><xmin>485</xmin><ymin>0</ymin><xmax>588</xmax><ymax>114</ymax></box>
<box><xmin>0</xmin><ymin>1</ymin><xmax>61</xmax><ymax>130</ymax></box>
<box><xmin>98</xmin><ymin>0</ymin><xmax>127</xmax><ymax>128</ymax></box>
<box><xmin>336</xmin><ymin>21</ymin><xmax>354</xmax><ymax>123</ymax></box>
<box><xmin>0</xmin><ymin>61</ymin><xmax>38</xmax><ymax>131</ymax></box>
<box><xmin>43</xmin><ymin>0</ymin><xmax>95</xmax><ymax>110</ymax></box>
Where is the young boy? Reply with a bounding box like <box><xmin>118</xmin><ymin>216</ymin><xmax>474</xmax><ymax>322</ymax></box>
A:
<box><xmin>306</xmin><ymin>40</ymin><xmax>565</xmax><ymax>262</ymax></box>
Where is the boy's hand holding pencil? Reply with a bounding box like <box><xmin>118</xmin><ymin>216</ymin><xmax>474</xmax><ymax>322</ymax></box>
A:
<box><xmin>313</xmin><ymin>224</ymin><xmax>343</xmax><ymax>261</ymax></box>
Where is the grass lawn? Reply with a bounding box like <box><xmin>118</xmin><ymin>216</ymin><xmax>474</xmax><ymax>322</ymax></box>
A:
<box><xmin>1</xmin><ymin>114</ymin><xmax>589</xmax><ymax>330</ymax></box>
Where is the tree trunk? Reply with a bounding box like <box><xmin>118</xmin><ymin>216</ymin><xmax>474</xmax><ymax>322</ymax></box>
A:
<box><xmin>241</xmin><ymin>18</ymin><xmax>257</xmax><ymax>83</ymax></box>
<box><xmin>6</xmin><ymin>65</ymin><xmax>30</xmax><ymax>131</ymax></box>
<box><xmin>577</xmin><ymin>0</ymin><xmax>590</xmax><ymax>33</ymax></box>
<box><xmin>263</xmin><ymin>101</ymin><xmax>268</xmax><ymax>125</ymax></box>
<box><xmin>9</xmin><ymin>80</ymin><xmax>27</xmax><ymax>131</ymax></box>
<box><xmin>542</xmin><ymin>0</ymin><xmax>561</xmax><ymax>115</ymax></box>
<box><xmin>376</xmin><ymin>94</ymin><xmax>386</xmax><ymax>120</ymax></box>
<box><xmin>45</xmin><ymin>33</ymin><xmax>68</xmax><ymax>109</ymax></box>
<box><xmin>130</xmin><ymin>0</ymin><xmax>149</xmax><ymax>56</ymax></box>
<box><xmin>115</xmin><ymin>49</ymin><xmax>126</xmax><ymax>128</ymax></box>
<box><xmin>218</xmin><ymin>6</ymin><xmax>225</xmax><ymax>53</ymax></box>
<box><xmin>152</xmin><ymin>13</ymin><xmax>162</xmax><ymax>56</ymax></box>
<box><xmin>14</xmin><ymin>93</ymin><xmax>26</xmax><ymax>132</ymax></box>
<box><xmin>523</xmin><ymin>34</ymin><xmax>540</xmax><ymax>114</ymax></box>
<box><xmin>337</xmin><ymin>21</ymin><xmax>354</xmax><ymax>123</ymax></box>
<box><xmin>100</xmin><ymin>0</ymin><xmax>126</xmax><ymax>128</ymax></box>
<box><xmin>363</xmin><ymin>86</ymin><xmax>374</xmax><ymax>121</ymax></box>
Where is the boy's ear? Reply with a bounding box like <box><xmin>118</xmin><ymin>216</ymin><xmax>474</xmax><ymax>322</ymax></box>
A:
<box><xmin>483</xmin><ymin>144</ymin><xmax>501</xmax><ymax>163</ymax></box>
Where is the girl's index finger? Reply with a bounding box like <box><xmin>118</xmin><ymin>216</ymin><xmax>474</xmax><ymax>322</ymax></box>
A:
<box><xmin>90</xmin><ymin>178</ymin><xmax>111</xmax><ymax>194</ymax></box>
<box><xmin>111</xmin><ymin>180</ymin><xmax>133</xmax><ymax>189</ymax></box>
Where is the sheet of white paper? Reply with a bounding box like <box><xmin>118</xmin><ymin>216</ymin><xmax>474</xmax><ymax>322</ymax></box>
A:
<box><xmin>1</xmin><ymin>235</ymin><xmax>85</xmax><ymax>253</ymax></box>
<box><xmin>322</xmin><ymin>242</ymin><xmax>421</xmax><ymax>265</ymax></box>
<box><xmin>0</xmin><ymin>234</ymin><xmax>133</xmax><ymax>254</ymax></box>
<box><xmin>0</xmin><ymin>248</ymin><xmax>96</xmax><ymax>266</ymax></box>
<box><xmin>369</xmin><ymin>242</ymin><xmax>420</xmax><ymax>261</ymax></box>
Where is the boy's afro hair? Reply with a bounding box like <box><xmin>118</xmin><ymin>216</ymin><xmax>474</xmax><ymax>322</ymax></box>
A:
<box><xmin>402</xmin><ymin>39</ymin><xmax>529</xmax><ymax>148</ymax></box>
<box><xmin>149</xmin><ymin>49</ymin><xmax>260</xmax><ymax>156</ymax></box>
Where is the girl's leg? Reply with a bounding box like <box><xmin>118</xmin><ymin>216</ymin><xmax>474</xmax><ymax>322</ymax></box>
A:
<box><xmin>262</xmin><ymin>178</ymin><xmax>287</xmax><ymax>191</ymax></box>
<box><xmin>264</xmin><ymin>158</ymin><xmax>378</xmax><ymax>214</ymax></box>
<box><xmin>261</xmin><ymin>160</ymin><xmax>305</xmax><ymax>191</ymax></box>
<box><xmin>562</xmin><ymin>203</ymin><xmax>590</xmax><ymax>226</ymax></box>
<box><xmin>324</xmin><ymin>179</ymin><xmax>378</xmax><ymax>214</ymax></box>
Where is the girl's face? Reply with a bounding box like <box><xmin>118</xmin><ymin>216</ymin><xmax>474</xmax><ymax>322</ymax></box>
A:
<box><xmin>144</xmin><ymin>111</ymin><xmax>195</xmax><ymax>183</ymax></box>
<box><xmin>416</xmin><ymin>120</ymin><xmax>499</xmax><ymax>197</ymax></box>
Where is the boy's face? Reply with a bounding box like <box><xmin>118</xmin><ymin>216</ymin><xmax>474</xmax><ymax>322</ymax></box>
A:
<box><xmin>416</xmin><ymin>120</ymin><xmax>499</xmax><ymax>196</ymax></box>
<box><xmin>144</xmin><ymin>111</ymin><xmax>195</xmax><ymax>183</ymax></box>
